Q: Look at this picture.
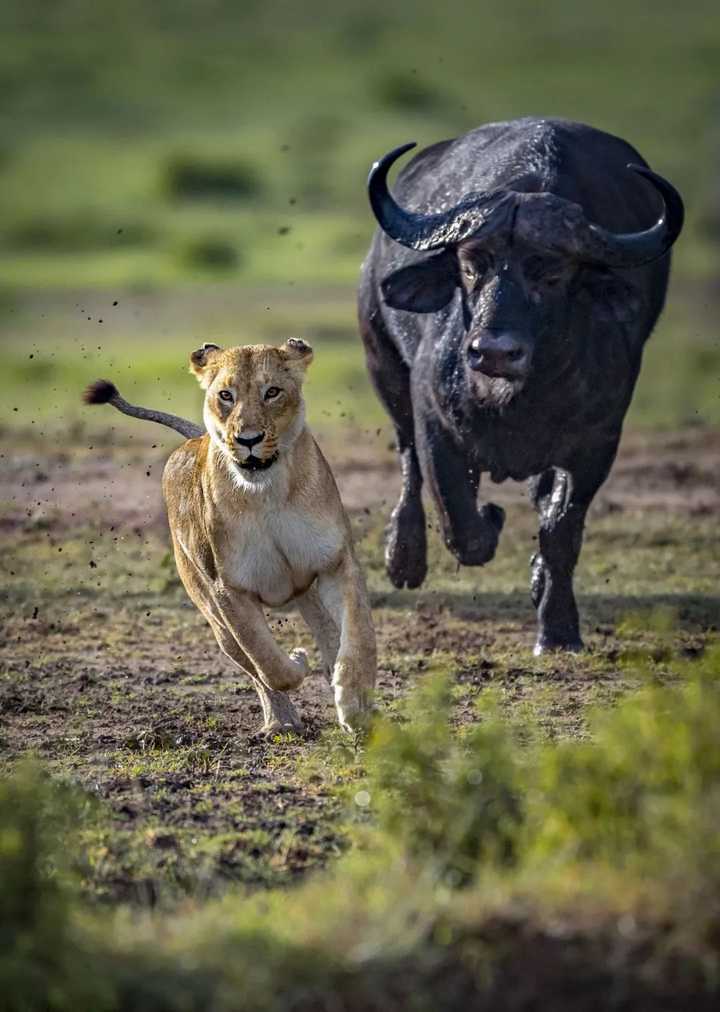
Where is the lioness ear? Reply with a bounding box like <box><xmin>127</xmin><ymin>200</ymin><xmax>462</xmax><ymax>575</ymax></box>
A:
<box><xmin>280</xmin><ymin>337</ymin><xmax>314</xmax><ymax>374</ymax></box>
<box><xmin>189</xmin><ymin>342</ymin><xmax>222</xmax><ymax>387</ymax></box>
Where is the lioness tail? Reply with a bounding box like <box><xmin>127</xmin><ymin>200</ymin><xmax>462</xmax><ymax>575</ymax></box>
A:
<box><xmin>83</xmin><ymin>379</ymin><xmax>204</xmax><ymax>440</ymax></box>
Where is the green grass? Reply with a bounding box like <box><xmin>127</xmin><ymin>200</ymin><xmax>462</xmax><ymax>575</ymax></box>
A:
<box><xmin>0</xmin><ymin>0</ymin><xmax>718</xmax><ymax>291</ymax></box>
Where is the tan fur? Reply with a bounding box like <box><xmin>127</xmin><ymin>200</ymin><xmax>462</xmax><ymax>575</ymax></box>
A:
<box><xmin>162</xmin><ymin>339</ymin><xmax>376</xmax><ymax>735</ymax></box>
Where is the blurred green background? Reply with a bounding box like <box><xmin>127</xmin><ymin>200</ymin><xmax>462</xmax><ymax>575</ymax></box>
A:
<box><xmin>1</xmin><ymin>0</ymin><xmax>719</xmax><ymax>434</ymax></box>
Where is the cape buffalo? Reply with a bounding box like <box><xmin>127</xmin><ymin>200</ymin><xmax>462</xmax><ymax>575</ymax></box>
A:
<box><xmin>358</xmin><ymin>117</ymin><xmax>684</xmax><ymax>654</ymax></box>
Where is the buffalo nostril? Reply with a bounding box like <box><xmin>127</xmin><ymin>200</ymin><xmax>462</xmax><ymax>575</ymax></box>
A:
<box><xmin>467</xmin><ymin>331</ymin><xmax>530</xmax><ymax>377</ymax></box>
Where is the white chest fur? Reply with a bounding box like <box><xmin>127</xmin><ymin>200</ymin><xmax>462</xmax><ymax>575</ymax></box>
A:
<box><xmin>220</xmin><ymin>503</ymin><xmax>344</xmax><ymax>607</ymax></box>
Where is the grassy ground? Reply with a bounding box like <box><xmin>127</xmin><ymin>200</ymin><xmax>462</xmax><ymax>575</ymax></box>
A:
<box><xmin>2</xmin><ymin>585</ymin><xmax>720</xmax><ymax>1010</ymax></box>
<box><xmin>2</xmin><ymin>422</ymin><xmax>718</xmax><ymax>909</ymax></box>
<box><xmin>2</xmin><ymin>279</ymin><xmax>719</xmax><ymax>1012</ymax></box>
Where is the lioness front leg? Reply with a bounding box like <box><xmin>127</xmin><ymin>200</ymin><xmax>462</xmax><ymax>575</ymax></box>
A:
<box><xmin>175</xmin><ymin>552</ymin><xmax>304</xmax><ymax>734</ymax></box>
<box><xmin>315</xmin><ymin>554</ymin><xmax>376</xmax><ymax>733</ymax></box>
<box><xmin>208</xmin><ymin>620</ymin><xmax>304</xmax><ymax>735</ymax></box>
<box><xmin>214</xmin><ymin>586</ymin><xmax>309</xmax><ymax>693</ymax></box>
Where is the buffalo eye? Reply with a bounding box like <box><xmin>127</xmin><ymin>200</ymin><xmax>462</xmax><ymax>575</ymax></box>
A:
<box><xmin>459</xmin><ymin>253</ymin><xmax>489</xmax><ymax>286</ymax></box>
<box><xmin>264</xmin><ymin>386</ymin><xmax>282</xmax><ymax>401</ymax></box>
<box><xmin>524</xmin><ymin>255</ymin><xmax>567</xmax><ymax>286</ymax></box>
<box><xmin>218</xmin><ymin>389</ymin><xmax>234</xmax><ymax>403</ymax></box>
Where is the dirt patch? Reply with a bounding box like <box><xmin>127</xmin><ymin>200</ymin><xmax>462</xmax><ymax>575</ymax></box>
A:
<box><xmin>2</xmin><ymin>426</ymin><xmax>718</xmax><ymax>536</ymax></box>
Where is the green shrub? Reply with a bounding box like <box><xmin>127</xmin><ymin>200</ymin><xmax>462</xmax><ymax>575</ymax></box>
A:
<box><xmin>373</xmin><ymin>71</ymin><xmax>448</xmax><ymax>112</ymax></box>
<box><xmin>529</xmin><ymin>644</ymin><xmax>720</xmax><ymax>881</ymax></box>
<box><xmin>166</xmin><ymin>156</ymin><xmax>264</xmax><ymax>201</ymax></box>
<box><xmin>367</xmin><ymin>643</ymin><xmax>720</xmax><ymax>910</ymax></box>
<box><xmin>0</xmin><ymin>765</ymin><xmax>113</xmax><ymax>1012</ymax></box>
<box><xmin>181</xmin><ymin>236</ymin><xmax>241</xmax><ymax>272</ymax></box>
<box><xmin>367</xmin><ymin>677</ymin><xmax>525</xmax><ymax>884</ymax></box>
<box><xmin>6</xmin><ymin>216</ymin><xmax>154</xmax><ymax>252</ymax></box>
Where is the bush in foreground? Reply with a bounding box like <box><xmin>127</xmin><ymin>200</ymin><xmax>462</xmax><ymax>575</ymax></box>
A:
<box><xmin>0</xmin><ymin>766</ymin><xmax>112</xmax><ymax>1012</ymax></box>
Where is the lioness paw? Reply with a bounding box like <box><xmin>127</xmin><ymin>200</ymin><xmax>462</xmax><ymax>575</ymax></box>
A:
<box><xmin>256</xmin><ymin>716</ymin><xmax>304</xmax><ymax>739</ymax></box>
<box><xmin>334</xmin><ymin>684</ymin><xmax>373</xmax><ymax>735</ymax></box>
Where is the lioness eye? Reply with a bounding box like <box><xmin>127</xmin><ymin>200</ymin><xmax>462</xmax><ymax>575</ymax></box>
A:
<box><xmin>265</xmin><ymin>386</ymin><xmax>281</xmax><ymax>400</ymax></box>
<box><xmin>218</xmin><ymin>389</ymin><xmax>233</xmax><ymax>402</ymax></box>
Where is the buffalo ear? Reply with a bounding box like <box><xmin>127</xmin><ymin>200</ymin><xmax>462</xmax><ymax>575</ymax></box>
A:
<box><xmin>380</xmin><ymin>251</ymin><xmax>457</xmax><ymax>313</ymax></box>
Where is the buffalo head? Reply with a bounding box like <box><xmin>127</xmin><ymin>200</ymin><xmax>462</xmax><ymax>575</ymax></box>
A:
<box><xmin>368</xmin><ymin>142</ymin><xmax>684</xmax><ymax>406</ymax></box>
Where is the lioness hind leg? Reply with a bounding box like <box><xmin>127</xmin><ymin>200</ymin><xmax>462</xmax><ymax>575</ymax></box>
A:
<box><xmin>315</xmin><ymin>555</ymin><xmax>376</xmax><ymax>733</ymax></box>
<box><xmin>297</xmin><ymin>583</ymin><xmax>340</xmax><ymax>682</ymax></box>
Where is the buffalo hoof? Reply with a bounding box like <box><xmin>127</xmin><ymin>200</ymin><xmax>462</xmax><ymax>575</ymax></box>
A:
<box><xmin>445</xmin><ymin>503</ymin><xmax>505</xmax><ymax>567</ymax></box>
<box><xmin>533</xmin><ymin>635</ymin><xmax>584</xmax><ymax>656</ymax></box>
<box><xmin>385</xmin><ymin>500</ymin><xmax>427</xmax><ymax>589</ymax></box>
<box><xmin>482</xmin><ymin>502</ymin><xmax>506</xmax><ymax>533</ymax></box>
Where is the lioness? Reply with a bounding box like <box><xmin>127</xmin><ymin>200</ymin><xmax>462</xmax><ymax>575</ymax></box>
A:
<box><xmin>84</xmin><ymin>338</ymin><xmax>376</xmax><ymax>735</ymax></box>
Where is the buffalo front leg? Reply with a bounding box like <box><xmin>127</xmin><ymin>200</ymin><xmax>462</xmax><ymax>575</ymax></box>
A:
<box><xmin>529</xmin><ymin>441</ymin><xmax>619</xmax><ymax>655</ymax></box>
<box><xmin>315</xmin><ymin>554</ymin><xmax>376</xmax><ymax>733</ymax></box>
<box><xmin>360</xmin><ymin>312</ymin><xmax>426</xmax><ymax>588</ymax></box>
<box><xmin>386</xmin><ymin>442</ymin><xmax>427</xmax><ymax>589</ymax></box>
<box><xmin>414</xmin><ymin>411</ymin><xmax>504</xmax><ymax>566</ymax></box>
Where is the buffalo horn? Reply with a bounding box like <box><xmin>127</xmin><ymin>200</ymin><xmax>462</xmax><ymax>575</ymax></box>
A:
<box><xmin>577</xmin><ymin>164</ymin><xmax>684</xmax><ymax>267</ymax></box>
<box><xmin>368</xmin><ymin>142</ymin><xmax>512</xmax><ymax>251</ymax></box>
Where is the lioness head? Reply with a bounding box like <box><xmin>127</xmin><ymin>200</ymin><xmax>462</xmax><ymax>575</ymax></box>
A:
<box><xmin>190</xmin><ymin>339</ymin><xmax>313</xmax><ymax>479</ymax></box>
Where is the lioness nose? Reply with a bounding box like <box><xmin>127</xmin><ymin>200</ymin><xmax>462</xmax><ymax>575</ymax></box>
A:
<box><xmin>467</xmin><ymin>331</ymin><xmax>528</xmax><ymax>377</ymax></box>
<box><xmin>235</xmin><ymin>431</ymin><xmax>265</xmax><ymax>448</ymax></box>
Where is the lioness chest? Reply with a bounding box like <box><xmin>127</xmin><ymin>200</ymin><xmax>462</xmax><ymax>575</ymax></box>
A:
<box><xmin>218</xmin><ymin>505</ymin><xmax>344</xmax><ymax>607</ymax></box>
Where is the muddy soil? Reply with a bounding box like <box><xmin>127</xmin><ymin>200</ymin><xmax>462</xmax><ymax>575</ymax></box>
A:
<box><xmin>2</xmin><ymin>425</ymin><xmax>718</xmax><ymax>532</ymax></box>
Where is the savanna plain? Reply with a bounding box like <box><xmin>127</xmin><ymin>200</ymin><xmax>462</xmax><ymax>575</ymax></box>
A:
<box><xmin>1</xmin><ymin>1</ymin><xmax>720</xmax><ymax>1008</ymax></box>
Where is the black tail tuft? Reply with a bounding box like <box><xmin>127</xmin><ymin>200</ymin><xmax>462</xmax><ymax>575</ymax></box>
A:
<box><xmin>83</xmin><ymin>379</ymin><xmax>118</xmax><ymax>405</ymax></box>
